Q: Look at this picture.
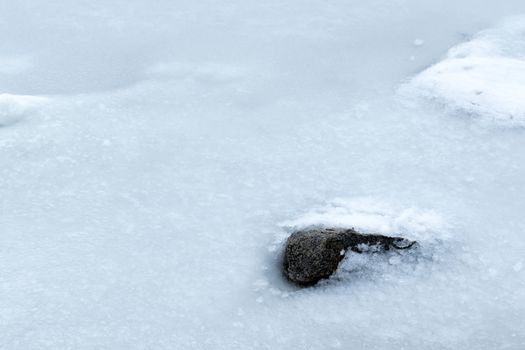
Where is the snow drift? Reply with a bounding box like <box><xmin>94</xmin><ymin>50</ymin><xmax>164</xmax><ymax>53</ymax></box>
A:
<box><xmin>402</xmin><ymin>17</ymin><xmax>525</xmax><ymax>127</ymax></box>
<box><xmin>2</xmin><ymin>1</ymin><xmax>525</xmax><ymax>349</ymax></box>
<box><xmin>280</xmin><ymin>197</ymin><xmax>448</xmax><ymax>243</ymax></box>
<box><xmin>0</xmin><ymin>93</ymin><xmax>47</xmax><ymax>126</ymax></box>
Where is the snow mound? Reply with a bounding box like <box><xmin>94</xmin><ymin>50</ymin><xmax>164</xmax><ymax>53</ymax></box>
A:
<box><xmin>402</xmin><ymin>18</ymin><xmax>525</xmax><ymax>126</ymax></box>
<box><xmin>0</xmin><ymin>93</ymin><xmax>47</xmax><ymax>126</ymax></box>
<box><xmin>280</xmin><ymin>197</ymin><xmax>448</xmax><ymax>243</ymax></box>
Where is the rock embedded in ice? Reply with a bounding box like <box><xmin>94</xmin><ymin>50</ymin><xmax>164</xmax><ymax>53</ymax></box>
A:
<box><xmin>282</xmin><ymin>228</ymin><xmax>417</xmax><ymax>286</ymax></box>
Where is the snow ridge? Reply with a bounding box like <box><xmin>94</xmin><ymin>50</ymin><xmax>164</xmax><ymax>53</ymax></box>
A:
<box><xmin>402</xmin><ymin>17</ymin><xmax>525</xmax><ymax>127</ymax></box>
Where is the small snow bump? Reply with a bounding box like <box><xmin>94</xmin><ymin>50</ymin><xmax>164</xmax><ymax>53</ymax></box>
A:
<box><xmin>0</xmin><ymin>94</ymin><xmax>47</xmax><ymax>126</ymax></box>
<box><xmin>413</xmin><ymin>39</ymin><xmax>425</xmax><ymax>47</ymax></box>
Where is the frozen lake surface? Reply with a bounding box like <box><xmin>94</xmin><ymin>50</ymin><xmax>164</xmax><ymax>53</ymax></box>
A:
<box><xmin>1</xmin><ymin>1</ymin><xmax>525</xmax><ymax>349</ymax></box>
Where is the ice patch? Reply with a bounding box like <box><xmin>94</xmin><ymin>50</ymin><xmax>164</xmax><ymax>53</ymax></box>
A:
<box><xmin>0</xmin><ymin>94</ymin><xmax>47</xmax><ymax>126</ymax></box>
<box><xmin>280</xmin><ymin>197</ymin><xmax>448</xmax><ymax>243</ymax></box>
<box><xmin>0</xmin><ymin>55</ymin><xmax>32</xmax><ymax>75</ymax></box>
<box><xmin>401</xmin><ymin>18</ymin><xmax>525</xmax><ymax>126</ymax></box>
<box><xmin>144</xmin><ymin>61</ymin><xmax>251</xmax><ymax>84</ymax></box>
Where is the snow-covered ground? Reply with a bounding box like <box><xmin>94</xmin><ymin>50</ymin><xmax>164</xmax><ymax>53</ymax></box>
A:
<box><xmin>1</xmin><ymin>1</ymin><xmax>525</xmax><ymax>349</ymax></box>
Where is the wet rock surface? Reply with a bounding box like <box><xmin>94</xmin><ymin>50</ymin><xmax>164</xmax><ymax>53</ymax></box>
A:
<box><xmin>282</xmin><ymin>228</ymin><xmax>417</xmax><ymax>286</ymax></box>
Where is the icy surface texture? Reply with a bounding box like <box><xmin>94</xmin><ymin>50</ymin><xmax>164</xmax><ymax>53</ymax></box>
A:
<box><xmin>1</xmin><ymin>1</ymin><xmax>525</xmax><ymax>349</ymax></box>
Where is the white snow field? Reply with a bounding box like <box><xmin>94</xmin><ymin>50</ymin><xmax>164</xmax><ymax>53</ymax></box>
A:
<box><xmin>1</xmin><ymin>1</ymin><xmax>525</xmax><ymax>349</ymax></box>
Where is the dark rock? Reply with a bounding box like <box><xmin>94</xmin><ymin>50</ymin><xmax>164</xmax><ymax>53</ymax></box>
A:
<box><xmin>282</xmin><ymin>228</ymin><xmax>416</xmax><ymax>286</ymax></box>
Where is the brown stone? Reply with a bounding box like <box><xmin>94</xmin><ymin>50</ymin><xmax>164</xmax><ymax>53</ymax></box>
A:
<box><xmin>282</xmin><ymin>228</ymin><xmax>416</xmax><ymax>286</ymax></box>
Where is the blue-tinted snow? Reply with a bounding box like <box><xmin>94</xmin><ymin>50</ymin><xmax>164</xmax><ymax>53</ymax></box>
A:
<box><xmin>1</xmin><ymin>1</ymin><xmax>525</xmax><ymax>349</ymax></box>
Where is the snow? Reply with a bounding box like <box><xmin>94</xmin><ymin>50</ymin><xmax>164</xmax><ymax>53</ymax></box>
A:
<box><xmin>1</xmin><ymin>1</ymin><xmax>525</xmax><ymax>349</ymax></box>
<box><xmin>413</xmin><ymin>39</ymin><xmax>425</xmax><ymax>47</ymax></box>
<box><xmin>0</xmin><ymin>94</ymin><xmax>47</xmax><ymax>126</ymax></box>
<box><xmin>402</xmin><ymin>18</ymin><xmax>525</xmax><ymax>126</ymax></box>
<box><xmin>280</xmin><ymin>197</ymin><xmax>447</xmax><ymax>242</ymax></box>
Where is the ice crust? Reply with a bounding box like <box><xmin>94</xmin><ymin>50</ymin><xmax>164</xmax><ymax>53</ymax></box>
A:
<box><xmin>281</xmin><ymin>197</ymin><xmax>447</xmax><ymax>242</ymax></box>
<box><xmin>1</xmin><ymin>1</ymin><xmax>525</xmax><ymax>349</ymax></box>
